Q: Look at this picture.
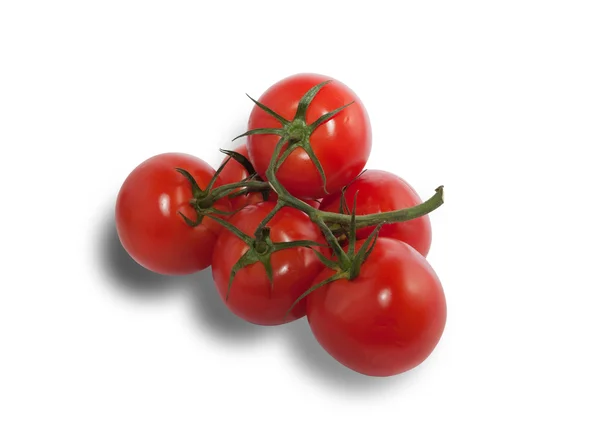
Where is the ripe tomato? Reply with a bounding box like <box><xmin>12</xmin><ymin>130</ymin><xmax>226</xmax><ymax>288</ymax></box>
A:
<box><xmin>246</xmin><ymin>73</ymin><xmax>372</xmax><ymax>199</ymax></box>
<box><xmin>320</xmin><ymin>169</ymin><xmax>432</xmax><ymax>257</ymax></box>
<box><xmin>218</xmin><ymin>144</ymin><xmax>274</xmax><ymax>209</ymax></box>
<box><xmin>116</xmin><ymin>153</ymin><xmax>231</xmax><ymax>275</ymax></box>
<box><xmin>306</xmin><ymin>238</ymin><xmax>446</xmax><ymax>377</ymax></box>
<box><xmin>211</xmin><ymin>201</ymin><xmax>326</xmax><ymax>325</ymax></box>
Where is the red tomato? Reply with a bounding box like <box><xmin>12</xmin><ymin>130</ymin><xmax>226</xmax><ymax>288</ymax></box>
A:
<box><xmin>218</xmin><ymin>144</ymin><xmax>274</xmax><ymax>209</ymax></box>
<box><xmin>320</xmin><ymin>170</ymin><xmax>432</xmax><ymax>257</ymax></box>
<box><xmin>246</xmin><ymin>73</ymin><xmax>372</xmax><ymax>199</ymax></box>
<box><xmin>306</xmin><ymin>238</ymin><xmax>446</xmax><ymax>377</ymax></box>
<box><xmin>116</xmin><ymin>153</ymin><xmax>231</xmax><ymax>275</ymax></box>
<box><xmin>211</xmin><ymin>201</ymin><xmax>326</xmax><ymax>325</ymax></box>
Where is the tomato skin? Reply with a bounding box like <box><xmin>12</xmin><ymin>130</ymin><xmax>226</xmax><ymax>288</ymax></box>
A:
<box><xmin>306</xmin><ymin>238</ymin><xmax>446</xmax><ymax>377</ymax></box>
<box><xmin>320</xmin><ymin>170</ymin><xmax>432</xmax><ymax>257</ymax></box>
<box><xmin>219</xmin><ymin>144</ymin><xmax>274</xmax><ymax>209</ymax></box>
<box><xmin>115</xmin><ymin>153</ymin><xmax>230</xmax><ymax>275</ymax></box>
<box><xmin>247</xmin><ymin>73</ymin><xmax>372</xmax><ymax>199</ymax></box>
<box><xmin>304</xmin><ymin>199</ymin><xmax>321</xmax><ymax>209</ymax></box>
<box><xmin>211</xmin><ymin>202</ymin><xmax>326</xmax><ymax>325</ymax></box>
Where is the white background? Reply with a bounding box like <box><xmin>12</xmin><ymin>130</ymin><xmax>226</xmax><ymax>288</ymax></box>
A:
<box><xmin>1</xmin><ymin>1</ymin><xmax>599</xmax><ymax>436</ymax></box>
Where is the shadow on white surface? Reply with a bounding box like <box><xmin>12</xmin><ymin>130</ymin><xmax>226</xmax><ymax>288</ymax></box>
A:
<box><xmin>98</xmin><ymin>211</ymin><xmax>181</xmax><ymax>296</ymax></box>
<box><xmin>98</xmin><ymin>211</ymin><xmax>413</xmax><ymax>387</ymax></box>
<box><xmin>186</xmin><ymin>268</ymin><xmax>275</xmax><ymax>342</ymax></box>
<box><xmin>285</xmin><ymin>319</ymin><xmax>414</xmax><ymax>391</ymax></box>
<box><xmin>98</xmin><ymin>210</ymin><xmax>272</xmax><ymax>340</ymax></box>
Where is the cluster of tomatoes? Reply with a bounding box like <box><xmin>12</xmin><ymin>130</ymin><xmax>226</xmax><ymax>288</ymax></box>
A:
<box><xmin>115</xmin><ymin>73</ymin><xmax>446</xmax><ymax>377</ymax></box>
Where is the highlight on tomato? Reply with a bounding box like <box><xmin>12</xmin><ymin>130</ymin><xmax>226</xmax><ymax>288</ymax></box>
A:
<box><xmin>115</xmin><ymin>153</ymin><xmax>231</xmax><ymax>275</ymax></box>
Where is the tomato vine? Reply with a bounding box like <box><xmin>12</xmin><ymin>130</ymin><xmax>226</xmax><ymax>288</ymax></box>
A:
<box><xmin>115</xmin><ymin>73</ymin><xmax>448</xmax><ymax>376</ymax></box>
<box><xmin>177</xmin><ymin>80</ymin><xmax>444</xmax><ymax>313</ymax></box>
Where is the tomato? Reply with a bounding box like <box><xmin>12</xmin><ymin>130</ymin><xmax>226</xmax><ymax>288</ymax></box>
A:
<box><xmin>211</xmin><ymin>201</ymin><xmax>326</xmax><ymax>325</ymax></box>
<box><xmin>218</xmin><ymin>144</ymin><xmax>274</xmax><ymax>209</ymax></box>
<box><xmin>246</xmin><ymin>73</ymin><xmax>372</xmax><ymax>199</ymax></box>
<box><xmin>116</xmin><ymin>153</ymin><xmax>231</xmax><ymax>275</ymax></box>
<box><xmin>320</xmin><ymin>169</ymin><xmax>432</xmax><ymax>257</ymax></box>
<box><xmin>306</xmin><ymin>238</ymin><xmax>446</xmax><ymax>377</ymax></box>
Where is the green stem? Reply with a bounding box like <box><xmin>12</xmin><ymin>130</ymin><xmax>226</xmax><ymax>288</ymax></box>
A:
<box><xmin>264</xmin><ymin>137</ymin><xmax>350</xmax><ymax>265</ymax></box>
<box><xmin>263</xmin><ymin>136</ymin><xmax>444</xmax><ymax>231</ymax></box>
<box><xmin>321</xmin><ymin>186</ymin><xmax>445</xmax><ymax>228</ymax></box>
<box><xmin>206</xmin><ymin>214</ymin><xmax>253</xmax><ymax>245</ymax></box>
<box><xmin>317</xmin><ymin>220</ymin><xmax>350</xmax><ymax>266</ymax></box>
<box><xmin>210</xmin><ymin>180</ymin><xmax>271</xmax><ymax>200</ymax></box>
<box><xmin>254</xmin><ymin>202</ymin><xmax>284</xmax><ymax>239</ymax></box>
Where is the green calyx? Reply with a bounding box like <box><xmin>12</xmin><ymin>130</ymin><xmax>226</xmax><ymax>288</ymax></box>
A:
<box><xmin>287</xmin><ymin>120</ymin><xmax>307</xmax><ymax>143</ymax></box>
<box><xmin>234</xmin><ymin>80</ymin><xmax>355</xmax><ymax>195</ymax></box>
<box><xmin>176</xmin><ymin>151</ymin><xmax>273</xmax><ymax>226</ymax></box>
<box><xmin>284</xmin><ymin>196</ymin><xmax>384</xmax><ymax>320</ymax></box>
<box><xmin>175</xmin><ymin>158</ymin><xmax>235</xmax><ymax>227</ymax></box>
<box><xmin>313</xmin><ymin>191</ymin><xmax>384</xmax><ymax>281</ymax></box>
<box><xmin>205</xmin><ymin>213</ymin><xmax>325</xmax><ymax>301</ymax></box>
<box><xmin>228</xmin><ymin>235</ymin><xmax>325</xmax><ymax>301</ymax></box>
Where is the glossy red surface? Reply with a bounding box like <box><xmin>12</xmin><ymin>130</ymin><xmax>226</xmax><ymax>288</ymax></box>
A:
<box><xmin>307</xmin><ymin>238</ymin><xmax>446</xmax><ymax>377</ymax></box>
